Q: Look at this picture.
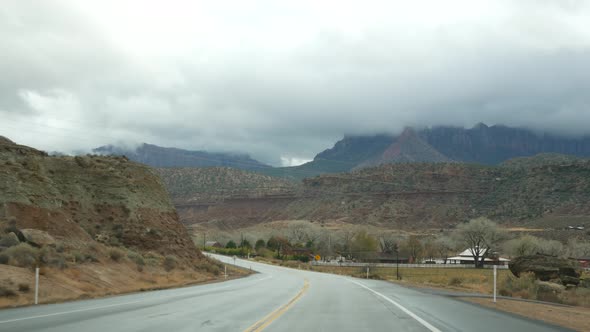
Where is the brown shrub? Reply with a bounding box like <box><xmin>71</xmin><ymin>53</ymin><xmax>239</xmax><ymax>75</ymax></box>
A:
<box><xmin>448</xmin><ymin>277</ymin><xmax>463</xmax><ymax>286</ymax></box>
<box><xmin>0</xmin><ymin>286</ymin><xmax>17</xmax><ymax>297</ymax></box>
<box><xmin>18</xmin><ymin>283</ymin><xmax>30</xmax><ymax>293</ymax></box>
<box><xmin>108</xmin><ymin>248</ymin><xmax>124</xmax><ymax>262</ymax></box>
<box><xmin>163</xmin><ymin>255</ymin><xmax>177</xmax><ymax>271</ymax></box>
<box><xmin>3</xmin><ymin>243</ymin><xmax>38</xmax><ymax>268</ymax></box>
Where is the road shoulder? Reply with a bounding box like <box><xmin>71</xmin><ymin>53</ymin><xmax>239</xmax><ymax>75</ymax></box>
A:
<box><xmin>460</xmin><ymin>297</ymin><xmax>589</xmax><ymax>332</ymax></box>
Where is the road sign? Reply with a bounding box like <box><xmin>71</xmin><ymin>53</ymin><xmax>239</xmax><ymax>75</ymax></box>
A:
<box><xmin>315</xmin><ymin>255</ymin><xmax>321</xmax><ymax>261</ymax></box>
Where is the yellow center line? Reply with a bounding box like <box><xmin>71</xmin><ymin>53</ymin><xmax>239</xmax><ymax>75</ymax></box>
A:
<box><xmin>243</xmin><ymin>278</ymin><xmax>310</xmax><ymax>332</ymax></box>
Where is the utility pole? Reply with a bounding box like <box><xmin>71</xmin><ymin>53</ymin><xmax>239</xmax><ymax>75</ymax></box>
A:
<box><xmin>203</xmin><ymin>232</ymin><xmax>206</xmax><ymax>249</ymax></box>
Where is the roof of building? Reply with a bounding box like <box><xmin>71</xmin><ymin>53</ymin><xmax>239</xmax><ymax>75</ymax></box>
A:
<box><xmin>448</xmin><ymin>256</ymin><xmax>510</xmax><ymax>262</ymax></box>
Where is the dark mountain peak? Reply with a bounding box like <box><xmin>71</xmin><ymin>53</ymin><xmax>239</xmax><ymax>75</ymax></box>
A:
<box><xmin>473</xmin><ymin>122</ymin><xmax>489</xmax><ymax>130</ymax></box>
<box><xmin>399</xmin><ymin>126</ymin><xmax>417</xmax><ymax>138</ymax></box>
<box><xmin>355</xmin><ymin>128</ymin><xmax>451</xmax><ymax>169</ymax></box>
<box><xmin>93</xmin><ymin>143</ymin><xmax>270</xmax><ymax>171</ymax></box>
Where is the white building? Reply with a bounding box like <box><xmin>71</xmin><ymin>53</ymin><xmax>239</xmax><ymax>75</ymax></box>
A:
<box><xmin>447</xmin><ymin>248</ymin><xmax>510</xmax><ymax>266</ymax></box>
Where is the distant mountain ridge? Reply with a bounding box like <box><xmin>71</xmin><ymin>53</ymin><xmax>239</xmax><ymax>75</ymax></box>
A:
<box><xmin>93</xmin><ymin>143</ymin><xmax>271</xmax><ymax>171</ymax></box>
<box><xmin>257</xmin><ymin>124</ymin><xmax>590</xmax><ymax>179</ymax></box>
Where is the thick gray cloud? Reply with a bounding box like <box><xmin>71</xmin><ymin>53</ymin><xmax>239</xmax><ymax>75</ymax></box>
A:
<box><xmin>2</xmin><ymin>0</ymin><xmax>590</xmax><ymax>165</ymax></box>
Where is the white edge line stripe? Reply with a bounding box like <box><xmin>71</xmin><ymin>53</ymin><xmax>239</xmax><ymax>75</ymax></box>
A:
<box><xmin>349</xmin><ymin>279</ymin><xmax>442</xmax><ymax>332</ymax></box>
<box><xmin>0</xmin><ymin>274</ymin><xmax>272</xmax><ymax>325</ymax></box>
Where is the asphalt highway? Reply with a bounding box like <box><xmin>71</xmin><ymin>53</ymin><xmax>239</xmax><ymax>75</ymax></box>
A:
<box><xmin>0</xmin><ymin>254</ymin><xmax>571</xmax><ymax>332</ymax></box>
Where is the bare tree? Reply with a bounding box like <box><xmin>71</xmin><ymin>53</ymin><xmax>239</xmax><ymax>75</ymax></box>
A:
<box><xmin>287</xmin><ymin>222</ymin><xmax>309</xmax><ymax>245</ymax></box>
<box><xmin>503</xmin><ymin>235</ymin><xmax>540</xmax><ymax>257</ymax></box>
<box><xmin>454</xmin><ymin>217</ymin><xmax>504</xmax><ymax>268</ymax></box>
<box><xmin>405</xmin><ymin>235</ymin><xmax>423</xmax><ymax>263</ymax></box>
<box><xmin>379</xmin><ymin>233</ymin><xmax>402</xmax><ymax>254</ymax></box>
<box><xmin>435</xmin><ymin>235</ymin><xmax>455</xmax><ymax>264</ymax></box>
<box><xmin>566</xmin><ymin>238</ymin><xmax>590</xmax><ymax>258</ymax></box>
<box><xmin>537</xmin><ymin>239</ymin><xmax>565</xmax><ymax>256</ymax></box>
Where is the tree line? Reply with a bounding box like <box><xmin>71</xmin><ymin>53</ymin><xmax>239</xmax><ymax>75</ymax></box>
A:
<box><xmin>204</xmin><ymin>218</ymin><xmax>590</xmax><ymax>268</ymax></box>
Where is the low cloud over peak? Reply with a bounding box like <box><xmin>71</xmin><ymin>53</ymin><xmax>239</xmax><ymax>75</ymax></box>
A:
<box><xmin>2</xmin><ymin>0</ymin><xmax>590</xmax><ymax>165</ymax></box>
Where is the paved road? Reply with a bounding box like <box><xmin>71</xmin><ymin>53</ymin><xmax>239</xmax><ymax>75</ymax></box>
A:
<box><xmin>0</xmin><ymin>254</ymin><xmax>571</xmax><ymax>332</ymax></box>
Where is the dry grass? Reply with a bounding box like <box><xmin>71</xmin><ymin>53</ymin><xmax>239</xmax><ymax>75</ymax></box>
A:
<box><xmin>311</xmin><ymin>265</ymin><xmax>590</xmax><ymax>308</ymax></box>
<box><xmin>464</xmin><ymin>297</ymin><xmax>590</xmax><ymax>332</ymax></box>
<box><xmin>0</xmin><ymin>258</ymin><xmax>252</xmax><ymax>308</ymax></box>
<box><xmin>311</xmin><ymin>265</ymin><xmax>512</xmax><ymax>294</ymax></box>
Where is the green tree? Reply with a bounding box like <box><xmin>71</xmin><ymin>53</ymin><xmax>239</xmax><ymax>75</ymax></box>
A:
<box><xmin>255</xmin><ymin>239</ymin><xmax>266</xmax><ymax>250</ymax></box>
<box><xmin>266</xmin><ymin>236</ymin><xmax>290</xmax><ymax>259</ymax></box>
<box><xmin>226</xmin><ymin>240</ymin><xmax>237</xmax><ymax>249</ymax></box>
<box><xmin>240</xmin><ymin>239</ymin><xmax>252</xmax><ymax>250</ymax></box>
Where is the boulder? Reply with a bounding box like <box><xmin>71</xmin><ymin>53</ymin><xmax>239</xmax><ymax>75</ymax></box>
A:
<box><xmin>509</xmin><ymin>254</ymin><xmax>581</xmax><ymax>286</ymax></box>
<box><xmin>20</xmin><ymin>229</ymin><xmax>55</xmax><ymax>247</ymax></box>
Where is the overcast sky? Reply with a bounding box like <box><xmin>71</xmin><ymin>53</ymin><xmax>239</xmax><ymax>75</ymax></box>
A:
<box><xmin>1</xmin><ymin>0</ymin><xmax>590</xmax><ymax>166</ymax></box>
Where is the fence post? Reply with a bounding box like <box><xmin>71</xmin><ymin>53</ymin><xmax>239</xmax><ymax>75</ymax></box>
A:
<box><xmin>34</xmin><ymin>267</ymin><xmax>39</xmax><ymax>305</ymax></box>
<box><xmin>493</xmin><ymin>265</ymin><xmax>497</xmax><ymax>303</ymax></box>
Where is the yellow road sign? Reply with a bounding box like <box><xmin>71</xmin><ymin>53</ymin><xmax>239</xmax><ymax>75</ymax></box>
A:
<box><xmin>315</xmin><ymin>255</ymin><xmax>321</xmax><ymax>261</ymax></box>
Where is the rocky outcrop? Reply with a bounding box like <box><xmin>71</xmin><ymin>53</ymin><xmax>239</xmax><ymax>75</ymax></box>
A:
<box><xmin>509</xmin><ymin>254</ymin><xmax>582</xmax><ymax>286</ymax></box>
<box><xmin>0</xmin><ymin>137</ymin><xmax>202</xmax><ymax>261</ymax></box>
<box><xmin>20</xmin><ymin>229</ymin><xmax>55</xmax><ymax>247</ymax></box>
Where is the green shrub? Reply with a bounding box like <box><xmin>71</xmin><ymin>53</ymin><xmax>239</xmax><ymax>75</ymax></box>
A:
<box><xmin>163</xmin><ymin>255</ymin><xmax>177</xmax><ymax>272</ymax></box>
<box><xmin>197</xmin><ymin>260</ymin><xmax>221</xmax><ymax>275</ymax></box>
<box><xmin>39</xmin><ymin>247</ymin><xmax>67</xmax><ymax>269</ymax></box>
<box><xmin>0</xmin><ymin>253</ymin><xmax>8</xmax><ymax>264</ymax></box>
<box><xmin>3</xmin><ymin>243</ymin><xmax>38</xmax><ymax>267</ymax></box>
<box><xmin>500</xmin><ymin>273</ymin><xmax>538</xmax><ymax>299</ymax></box>
<box><xmin>127</xmin><ymin>251</ymin><xmax>145</xmax><ymax>266</ymax></box>
<box><xmin>0</xmin><ymin>233</ymin><xmax>20</xmax><ymax>247</ymax></box>
<box><xmin>143</xmin><ymin>251</ymin><xmax>162</xmax><ymax>266</ymax></box>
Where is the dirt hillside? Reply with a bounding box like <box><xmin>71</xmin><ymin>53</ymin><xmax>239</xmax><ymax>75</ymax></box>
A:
<box><xmin>0</xmin><ymin>137</ymin><xmax>228</xmax><ymax>307</ymax></box>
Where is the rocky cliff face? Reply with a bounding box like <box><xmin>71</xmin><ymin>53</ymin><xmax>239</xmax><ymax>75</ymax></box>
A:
<box><xmin>94</xmin><ymin>143</ymin><xmax>270</xmax><ymax>171</ymax></box>
<box><xmin>0</xmin><ymin>138</ymin><xmax>200</xmax><ymax>261</ymax></box>
<box><xmin>259</xmin><ymin>124</ymin><xmax>590</xmax><ymax>179</ymax></box>
<box><xmin>420</xmin><ymin>124</ymin><xmax>590</xmax><ymax>165</ymax></box>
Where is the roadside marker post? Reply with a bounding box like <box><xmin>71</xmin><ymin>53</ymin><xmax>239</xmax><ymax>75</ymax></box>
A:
<box><xmin>366</xmin><ymin>266</ymin><xmax>369</xmax><ymax>279</ymax></box>
<box><xmin>34</xmin><ymin>267</ymin><xmax>39</xmax><ymax>305</ymax></box>
<box><xmin>224</xmin><ymin>265</ymin><xmax>227</xmax><ymax>279</ymax></box>
<box><xmin>493</xmin><ymin>265</ymin><xmax>497</xmax><ymax>303</ymax></box>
